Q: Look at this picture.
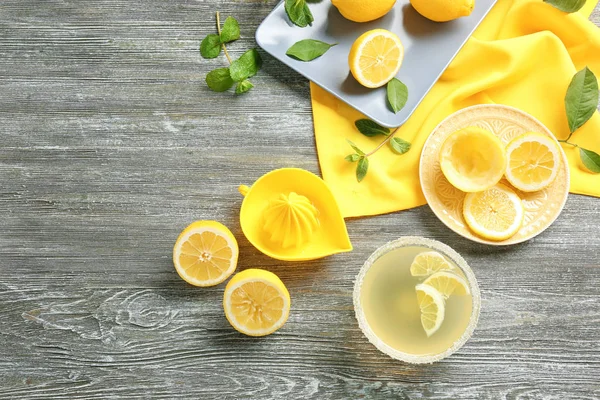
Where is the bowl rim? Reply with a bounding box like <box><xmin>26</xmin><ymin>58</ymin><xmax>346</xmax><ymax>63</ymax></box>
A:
<box><xmin>353</xmin><ymin>236</ymin><xmax>481</xmax><ymax>364</ymax></box>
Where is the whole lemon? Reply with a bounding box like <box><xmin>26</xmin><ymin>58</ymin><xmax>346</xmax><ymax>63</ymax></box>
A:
<box><xmin>410</xmin><ymin>0</ymin><xmax>474</xmax><ymax>22</ymax></box>
<box><xmin>331</xmin><ymin>0</ymin><xmax>396</xmax><ymax>23</ymax></box>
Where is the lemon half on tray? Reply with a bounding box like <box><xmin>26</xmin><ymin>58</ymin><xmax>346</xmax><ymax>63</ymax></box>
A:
<box><xmin>419</xmin><ymin>104</ymin><xmax>570</xmax><ymax>246</ymax></box>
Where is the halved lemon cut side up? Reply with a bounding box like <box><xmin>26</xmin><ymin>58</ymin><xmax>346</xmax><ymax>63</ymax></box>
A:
<box><xmin>348</xmin><ymin>29</ymin><xmax>404</xmax><ymax>89</ymax></box>
<box><xmin>172</xmin><ymin>220</ymin><xmax>239</xmax><ymax>287</ymax></box>
<box><xmin>223</xmin><ymin>269</ymin><xmax>291</xmax><ymax>337</ymax></box>
<box><xmin>463</xmin><ymin>183</ymin><xmax>525</xmax><ymax>241</ymax></box>
<box><xmin>440</xmin><ymin>127</ymin><xmax>507</xmax><ymax>193</ymax></box>
<box><xmin>505</xmin><ymin>132</ymin><xmax>561</xmax><ymax>192</ymax></box>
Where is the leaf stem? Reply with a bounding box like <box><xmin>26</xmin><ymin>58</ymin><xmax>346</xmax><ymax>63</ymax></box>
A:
<box><xmin>216</xmin><ymin>11</ymin><xmax>232</xmax><ymax>65</ymax></box>
<box><xmin>364</xmin><ymin>126</ymin><xmax>402</xmax><ymax>157</ymax></box>
<box><xmin>558</xmin><ymin>139</ymin><xmax>580</xmax><ymax>148</ymax></box>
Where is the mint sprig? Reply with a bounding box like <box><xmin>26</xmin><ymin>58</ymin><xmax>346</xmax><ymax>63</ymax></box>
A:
<box><xmin>387</xmin><ymin>78</ymin><xmax>409</xmax><ymax>114</ymax></box>
<box><xmin>345</xmin><ymin>121</ymin><xmax>412</xmax><ymax>182</ymax></box>
<box><xmin>285</xmin><ymin>0</ymin><xmax>314</xmax><ymax>28</ymax></box>
<box><xmin>558</xmin><ymin>67</ymin><xmax>600</xmax><ymax>173</ymax></box>
<box><xmin>286</xmin><ymin>39</ymin><xmax>336</xmax><ymax>61</ymax></box>
<box><xmin>200</xmin><ymin>12</ymin><xmax>262</xmax><ymax>95</ymax></box>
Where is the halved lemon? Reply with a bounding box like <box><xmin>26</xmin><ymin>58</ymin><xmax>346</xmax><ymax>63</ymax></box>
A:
<box><xmin>463</xmin><ymin>183</ymin><xmax>524</xmax><ymax>241</ymax></box>
<box><xmin>223</xmin><ymin>269</ymin><xmax>291</xmax><ymax>337</ymax></box>
<box><xmin>440</xmin><ymin>127</ymin><xmax>507</xmax><ymax>193</ymax></box>
<box><xmin>415</xmin><ymin>283</ymin><xmax>446</xmax><ymax>337</ymax></box>
<box><xmin>505</xmin><ymin>132</ymin><xmax>562</xmax><ymax>192</ymax></box>
<box><xmin>172</xmin><ymin>220</ymin><xmax>238</xmax><ymax>287</ymax></box>
<box><xmin>348</xmin><ymin>29</ymin><xmax>404</xmax><ymax>89</ymax></box>
<box><xmin>423</xmin><ymin>271</ymin><xmax>470</xmax><ymax>299</ymax></box>
<box><xmin>410</xmin><ymin>251</ymin><xmax>454</xmax><ymax>277</ymax></box>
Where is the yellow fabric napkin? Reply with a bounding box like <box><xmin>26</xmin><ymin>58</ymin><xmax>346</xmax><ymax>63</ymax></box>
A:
<box><xmin>311</xmin><ymin>0</ymin><xmax>600</xmax><ymax>218</ymax></box>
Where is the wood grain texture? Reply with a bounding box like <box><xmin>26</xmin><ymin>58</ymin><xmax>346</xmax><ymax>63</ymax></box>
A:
<box><xmin>1</xmin><ymin>1</ymin><xmax>599</xmax><ymax>399</ymax></box>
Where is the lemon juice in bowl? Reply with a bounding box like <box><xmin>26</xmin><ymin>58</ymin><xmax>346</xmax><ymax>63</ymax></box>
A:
<box><xmin>354</xmin><ymin>237</ymin><xmax>480</xmax><ymax>363</ymax></box>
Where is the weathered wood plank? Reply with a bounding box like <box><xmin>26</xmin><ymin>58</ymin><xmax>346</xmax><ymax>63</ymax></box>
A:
<box><xmin>0</xmin><ymin>0</ymin><xmax>599</xmax><ymax>399</ymax></box>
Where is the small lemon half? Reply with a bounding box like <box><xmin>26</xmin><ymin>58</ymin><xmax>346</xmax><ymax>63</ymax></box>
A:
<box><xmin>223</xmin><ymin>269</ymin><xmax>291</xmax><ymax>337</ymax></box>
<box><xmin>348</xmin><ymin>29</ymin><xmax>404</xmax><ymax>89</ymax></box>
<box><xmin>172</xmin><ymin>220</ymin><xmax>239</xmax><ymax>287</ymax></box>
<box><xmin>440</xmin><ymin>127</ymin><xmax>507</xmax><ymax>193</ymax></box>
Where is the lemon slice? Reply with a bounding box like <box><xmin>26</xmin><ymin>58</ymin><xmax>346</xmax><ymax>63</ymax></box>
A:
<box><xmin>410</xmin><ymin>251</ymin><xmax>454</xmax><ymax>277</ymax></box>
<box><xmin>415</xmin><ymin>283</ymin><xmax>446</xmax><ymax>337</ymax></box>
<box><xmin>172</xmin><ymin>220</ymin><xmax>238</xmax><ymax>287</ymax></box>
<box><xmin>223</xmin><ymin>269</ymin><xmax>291</xmax><ymax>337</ymax></box>
<box><xmin>440</xmin><ymin>127</ymin><xmax>507</xmax><ymax>192</ymax></box>
<box><xmin>348</xmin><ymin>29</ymin><xmax>404</xmax><ymax>89</ymax></box>
<box><xmin>463</xmin><ymin>183</ymin><xmax>524</xmax><ymax>241</ymax></box>
<box><xmin>423</xmin><ymin>271</ymin><xmax>470</xmax><ymax>299</ymax></box>
<box><xmin>505</xmin><ymin>132</ymin><xmax>562</xmax><ymax>192</ymax></box>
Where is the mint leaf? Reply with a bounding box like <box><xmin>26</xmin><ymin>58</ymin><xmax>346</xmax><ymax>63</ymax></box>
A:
<box><xmin>200</xmin><ymin>34</ymin><xmax>221</xmax><ymax>59</ymax></box>
<box><xmin>565</xmin><ymin>67</ymin><xmax>599</xmax><ymax>133</ymax></box>
<box><xmin>390</xmin><ymin>137</ymin><xmax>411</xmax><ymax>155</ymax></box>
<box><xmin>356</xmin><ymin>157</ymin><xmax>369</xmax><ymax>182</ymax></box>
<box><xmin>230</xmin><ymin>49</ymin><xmax>262</xmax><ymax>82</ymax></box>
<box><xmin>206</xmin><ymin>68</ymin><xmax>234</xmax><ymax>92</ymax></box>
<box><xmin>387</xmin><ymin>78</ymin><xmax>409</xmax><ymax>114</ymax></box>
<box><xmin>285</xmin><ymin>0</ymin><xmax>314</xmax><ymax>28</ymax></box>
<box><xmin>236</xmin><ymin>80</ymin><xmax>254</xmax><ymax>95</ymax></box>
<box><xmin>345</xmin><ymin>154</ymin><xmax>360</xmax><ymax>162</ymax></box>
<box><xmin>355</xmin><ymin>119</ymin><xmax>390</xmax><ymax>137</ymax></box>
<box><xmin>346</xmin><ymin>140</ymin><xmax>365</xmax><ymax>156</ymax></box>
<box><xmin>286</xmin><ymin>39</ymin><xmax>336</xmax><ymax>61</ymax></box>
<box><xmin>543</xmin><ymin>0</ymin><xmax>586</xmax><ymax>13</ymax></box>
<box><xmin>580</xmin><ymin>148</ymin><xmax>600</xmax><ymax>173</ymax></box>
<box><xmin>220</xmin><ymin>16</ymin><xmax>240</xmax><ymax>43</ymax></box>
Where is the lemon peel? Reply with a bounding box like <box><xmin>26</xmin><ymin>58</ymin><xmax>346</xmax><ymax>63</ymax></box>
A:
<box><xmin>239</xmin><ymin>168</ymin><xmax>352</xmax><ymax>261</ymax></box>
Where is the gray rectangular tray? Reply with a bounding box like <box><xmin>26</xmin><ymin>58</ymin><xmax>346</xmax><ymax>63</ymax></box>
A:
<box><xmin>256</xmin><ymin>0</ymin><xmax>498</xmax><ymax>128</ymax></box>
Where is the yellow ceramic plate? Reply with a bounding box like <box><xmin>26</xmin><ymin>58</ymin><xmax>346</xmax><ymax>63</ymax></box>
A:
<box><xmin>419</xmin><ymin>104</ymin><xmax>570</xmax><ymax>246</ymax></box>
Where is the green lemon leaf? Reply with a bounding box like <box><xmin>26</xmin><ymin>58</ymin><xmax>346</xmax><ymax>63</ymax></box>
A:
<box><xmin>565</xmin><ymin>67</ymin><xmax>599</xmax><ymax>133</ymax></box>
<box><xmin>387</xmin><ymin>78</ymin><xmax>409</xmax><ymax>114</ymax></box>
<box><xmin>235</xmin><ymin>80</ymin><xmax>254</xmax><ymax>95</ymax></box>
<box><xmin>346</xmin><ymin>139</ymin><xmax>365</xmax><ymax>156</ymax></box>
<box><xmin>220</xmin><ymin>16</ymin><xmax>240</xmax><ymax>43</ymax></box>
<box><xmin>543</xmin><ymin>0</ymin><xmax>587</xmax><ymax>13</ymax></box>
<box><xmin>580</xmin><ymin>148</ymin><xmax>600</xmax><ymax>173</ymax></box>
<box><xmin>390</xmin><ymin>137</ymin><xmax>411</xmax><ymax>155</ymax></box>
<box><xmin>356</xmin><ymin>157</ymin><xmax>369</xmax><ymax>182</ymax></box>
<box><xmin>286</xmin><ymin>39</ymin><xmax>336</xmax><ymax>61</ymax></box>
<box><xmin>206</xmin><ymin>68</ymin><xmax>234</xmax><ymax>92</ymax></box>
<box><xmin>355</xmin><ymin>119</ymin><xmax>390</xmax><ymax>137</ymax></box>
<box><xmin>200</xmin><ymin>34</ymin><xmax>221</xmax><ymax>59</ymax></box>
<box><xmin>345</xmin><ymin>153</ymin><xmax>360</xmax><ymax>162</ymax></box>
<box><xmin>285</xmin><ymin>0</ymin><xmax>314</xmax><ymax>28</ymax></box>
<box><xmin>230</xmin><ymin>49</ymin><xmax>263</xmax><ymax>82</ymax></box>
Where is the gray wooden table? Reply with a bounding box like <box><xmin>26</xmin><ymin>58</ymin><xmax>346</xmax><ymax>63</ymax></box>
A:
<box><xmin>1</xmin><ymin>1</ymin><xmax>599</xmax><ymax>399</ymax></box>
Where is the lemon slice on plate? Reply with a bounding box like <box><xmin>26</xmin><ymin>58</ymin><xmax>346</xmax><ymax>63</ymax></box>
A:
<box><xmin>223</xmin><ymin>269</ymin><xmax>291</xmax><ymax>337</ymax></box>
<box><xmin>348</xmin><ymin>29</ymin><xmax>404</xmax><ymax>89</ymax></box>
<box><xmin>173</xmin><ymin>220</ymin><xmax>238</xmax><ymax>287</ymax></box>
<box><xmin>463</xmin><ymin>183</ymin><xmax>525</xmax><ymax>241</ymax></box>
<box><xmin>505</xmin><ymin>132</ymin><xmax>562</xmax><ymax>192</ymax></box>
<box><xmin>410</xmin><ymin>251</ymin><xmax>454</xmax><ymax>277</ymax></box>
<box><xmin>415</xmin><ymin>283</ymin><xmax>446</xmax><ymax>337</ymax></box>
<box><xmin>440</xmin><ymin>127</ymin><xmax>507</xmax><ymax>192</ymax></box>
<box><xmin>423</xmin><ymin>271</ymin><xmax>470</xmax><ymax>299</ymax></box>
